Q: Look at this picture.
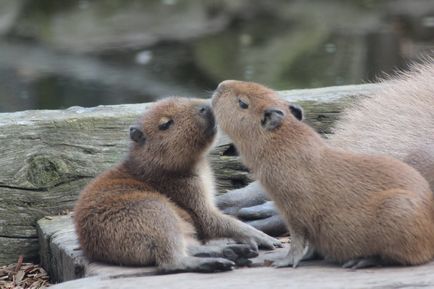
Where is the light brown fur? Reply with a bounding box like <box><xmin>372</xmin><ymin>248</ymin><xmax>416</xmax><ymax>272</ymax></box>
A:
<box><xmin>330</xmin><ymin>62</ymin><xmax>434</xmax><ymax>190</ymax></box>
<box><xmin>212</xmin><ymin>80</ymin><xmax>434</xmax><ymax>268</ymax></box>
<box><xmin>74</xmin><ymin>97</ymin><xmax>279</xmax><ymax>273</ymax></box>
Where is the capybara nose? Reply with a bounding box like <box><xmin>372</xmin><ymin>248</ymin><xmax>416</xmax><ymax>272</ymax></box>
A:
<box><xmin>198</xmin><ymin>104</ymin><xmax>212</xmax><ymax>115</ymax></box>
<box><xmin>216</xmin><ymin>80</ymin><xmax>237</xmax><ymax>92</ymax></box>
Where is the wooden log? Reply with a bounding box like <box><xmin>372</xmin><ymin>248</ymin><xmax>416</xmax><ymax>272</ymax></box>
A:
<box><xmin>49</xmin><ymin>261</ymin><xmax>434</xmax><ymax>289</ymax></box>
<box><xmin>0</xmin><ymin>84</ymin><xmax>378</xmax><ymax>265</ymax></box>
<box><xmin>36</xmin><ymin>214</ymin><xmax>290</xmax><ymax>283</ymax></box>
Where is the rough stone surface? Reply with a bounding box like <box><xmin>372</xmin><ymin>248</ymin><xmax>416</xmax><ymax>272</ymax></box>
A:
<box><xmin>0</xmin><ymin>84</ymin><xmax>377</xmax><ymax>265</ymax></box>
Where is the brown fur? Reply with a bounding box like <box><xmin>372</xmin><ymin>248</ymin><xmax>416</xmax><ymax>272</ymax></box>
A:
<box><xmin>74</xmin><ymin>97</ymin><xmax>279</xmax><ymax>273</ymax></box>
<box><xmin>330</xmin><ymin>62</ymin><xmax>434</xmax><ymax>190</ymax></box>
<box><xmin>212</xmin><ymin>80</ymin><xmax>434</xmax><ymax>267</ymax></box>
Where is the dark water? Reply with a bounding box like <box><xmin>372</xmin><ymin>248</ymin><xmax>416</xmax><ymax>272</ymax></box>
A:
<box><xmin>0</xmin><ymin>0</ymin><xmax>433</xmax><ymax>112</ymax></box>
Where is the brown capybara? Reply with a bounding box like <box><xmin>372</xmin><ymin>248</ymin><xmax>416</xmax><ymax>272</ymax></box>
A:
<box><xmin>212</xmin><ymin>80</ymin><xmax>434</xmax><ymax>269</ymax></box>
<box><xmin>74</xmin><ymin>97</ymin><xmax>280</xmax><ymax>274</ymax></box>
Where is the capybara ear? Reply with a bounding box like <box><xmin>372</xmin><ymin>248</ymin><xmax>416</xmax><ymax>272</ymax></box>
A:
<box><xmin>289</xmin><ymin>104</ymin><xmax>304</xmax><ymax>121</ymax></box>
<box><xmin>261</xmin><ymin>108</ymin><xmax>285</xmax><ymax>130</ymax></box>
<box><xmin>129</xmin><ymin>125</ymin><xmax>146</xmax><ymax>144</ymax></box>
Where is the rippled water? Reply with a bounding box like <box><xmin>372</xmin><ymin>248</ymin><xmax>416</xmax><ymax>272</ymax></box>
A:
<box><xmin>0</xmin><ymin>0</ymin><xmax>433</xmax><ymax>112</ymax></box>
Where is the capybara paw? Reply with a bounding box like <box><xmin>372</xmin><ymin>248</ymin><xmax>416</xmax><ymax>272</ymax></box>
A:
<box><xmin>269</xmin><ymin>251</ymin><xmax>304</xmax><ymax>268</ymax></box>
<box><xmin>223</xmin><ymin>244</ymin><xmax>258</xmax><ymax>266</ymax></box>
<box><xmin>271</xmin><ymin>257</ymin><xmax>295</xmax><ymax>268</ymax></box>
<box><xmin>342</xmin><ymin>257</ymin><xmax>381</xmax><ymax>269</ymax></box>
<box><xmin>195</xmin><ymin>258</ymin><xmax>235</xmax><ymax>273</ymax></box>
<box><xmin>223</xmin><ymin>244</ymin><xmax>258</xmax><ymax>260</ymax></box>
<box><xmin>255</xmin><ymin>233</ymin><xmax>282</xmax><ymax>250</ymax></box>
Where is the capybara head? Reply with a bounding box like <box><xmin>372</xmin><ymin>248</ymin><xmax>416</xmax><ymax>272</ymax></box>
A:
<box><xmin>211</xmin><ymin>80</ymin><xmax>303</xmax><ymax>147</ymax></box>
<box><xmin>129</xmin><ymin>97</ymin><xmax>216</xmax><ymax>174</ymax></box>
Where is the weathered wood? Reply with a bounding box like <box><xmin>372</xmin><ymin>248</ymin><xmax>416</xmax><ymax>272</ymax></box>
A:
<box><xmin>0</xmin><ymin>84</ymin><xmax>378</xmax><ymax>265</ymax></box>
<box><xmin>48</xmin><ymin>262</ymin><xmax>434</xmax><ymax>289</ymax></box>
<box><xmin>37</xmin><ymin>214</ymin><xmax>290</xmax><ymax>283</ymax></box>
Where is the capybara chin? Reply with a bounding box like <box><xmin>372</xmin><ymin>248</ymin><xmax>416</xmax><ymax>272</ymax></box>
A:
<box><xmin>74</xmin><ymin>97</ymin><xmax>280</xmax><ymax>274</ymax></box>
<box><xmin>212</xmin><ymin>80</ymin><xmax>434</xmax><ymax>269</ymax></box>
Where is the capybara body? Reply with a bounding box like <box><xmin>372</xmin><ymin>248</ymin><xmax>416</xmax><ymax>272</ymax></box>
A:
<box><xmin>212</xmin><ymin>80</ymin><xmax>434</xmax><ymax>268</ymax></box>
<box><xmin>74</xmin><ymin>97</ymin><xmax>279</xmax><ymax>273</ymax></box>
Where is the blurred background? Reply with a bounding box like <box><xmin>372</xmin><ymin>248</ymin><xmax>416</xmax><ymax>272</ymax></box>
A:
<box><xmin>0</xmin><ymin>0</ymin><xmax>433</xmax><ymax>112</ymax></box>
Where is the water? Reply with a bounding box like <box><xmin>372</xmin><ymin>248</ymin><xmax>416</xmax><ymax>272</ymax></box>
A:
<box><xmin>0</xmin><ymin>0</ymin><xmax>433</xmax><ymax>112</ymax></box>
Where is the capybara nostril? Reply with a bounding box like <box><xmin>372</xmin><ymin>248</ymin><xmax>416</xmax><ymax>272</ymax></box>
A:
<box><xmin>198</xmin><ymin>104</ymin><xmax>211</xmax><ymax>115</ymax></box>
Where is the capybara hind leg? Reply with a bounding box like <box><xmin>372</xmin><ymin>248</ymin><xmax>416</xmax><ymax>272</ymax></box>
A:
<box><xmin>122</xmin><ymin>201</ymin><xmax>236</xmax><ymax>274</ymax></box>
<box><xmin>271</xmin><ymin>229</ymin><xmax>306</xmax><ymax>268</ymax></box>
<box><xmin>375</xmin><ymin>190</ymin><xmax>434</xmax><ymax>265</ymax></box>
<box><xmin>88</xmin><ymin>199</ymin><xmax>191</xmax><ymax>267</ymax></box>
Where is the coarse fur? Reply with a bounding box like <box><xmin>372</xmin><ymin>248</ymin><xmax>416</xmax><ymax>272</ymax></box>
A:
<box><xmin>212</xmin><ymin>80</ymin><xmax>434</xmax><ymax>268</ymax></box>
<box><xmin>74</xmin><ymin>97</ymin><xmax>280</xmax><ymax>274</ymax></box>
<box><xmin>330</xmin><ymin>61</ymin><xmax>434</xmax><ymax>189</ymax></box>
<box><xmin>214</xmin><ymin>61</ymin><xmax>434</xmax><ymax>238</ymax></box>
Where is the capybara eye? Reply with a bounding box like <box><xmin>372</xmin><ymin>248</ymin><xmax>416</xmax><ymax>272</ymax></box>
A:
<box><xmin>159</xmin><ymin>119</ymin><xmax>174</xmax><ymax>131</ymax></box>
<box><xmin>239</xmin><ymin>99</ymin><xmax>249</xmax><ymax>109</ymax></box>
